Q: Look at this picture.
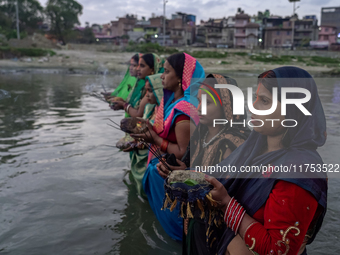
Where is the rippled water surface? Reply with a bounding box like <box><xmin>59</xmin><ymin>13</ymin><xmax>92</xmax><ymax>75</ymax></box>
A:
<box><xmin>0</xmin><ymin>73</ymin><xmax>339</xmax><ymax>254</ymax></box>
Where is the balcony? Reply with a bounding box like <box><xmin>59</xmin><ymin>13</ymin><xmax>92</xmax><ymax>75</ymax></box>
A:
<box><xmin>319</xmin><ymin>31</ymin><xmax>336</xmax><ymax>36</ymax></box>
<box><xmin>234</xmin><ymin>33</ymin><xmax>246</xmax><ymax>37</ymax></box>
<box><xmin>295</xmin><ymin>27</ymin><xmax>315</xmax><ymax>32</ymax></box>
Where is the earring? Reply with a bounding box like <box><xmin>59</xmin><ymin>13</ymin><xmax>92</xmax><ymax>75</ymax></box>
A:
<box><xmin>151</xmin><ymin>71</ymin><xmax>154</xmax><ymax>75</ymax></box>
<box><xmin>179</xmin><ymin>81</ymin><xmax>182</xmax><ymax>88</ymax></box>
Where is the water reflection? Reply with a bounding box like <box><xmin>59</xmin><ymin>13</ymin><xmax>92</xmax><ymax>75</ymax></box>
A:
<box><xmin>0</xmin><ymin>73</ymin><xmax>339</xmax><ymax>254</ymax></box>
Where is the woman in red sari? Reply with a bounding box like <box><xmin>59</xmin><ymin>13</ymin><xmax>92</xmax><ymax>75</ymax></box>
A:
<box><xmin>204</xmin><ymin>67</ymin><xmax>328</xmax><ymax>255</ymax></box>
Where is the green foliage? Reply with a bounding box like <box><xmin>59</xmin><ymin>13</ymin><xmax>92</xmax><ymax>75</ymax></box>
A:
<box><xmin>125</xmin><ymin>42</ymin><xmax>178</xmax><ymax>54</ymax></box>
<box><xmin>82</xmin><ymin>27</ymin><xmax>95</xmax><ymax>43</ymax></box>
<box><xmin>0</xmin><ymin>46</ymin><xmax>56</xmax><ymax>58</ymax></box>
<box><xmin>300</xmin><ymin>37</ymin><xmax>311</xmax><ymax>47</ymax></box>
<box><xmin>0</xmin><ymin>0</ymin><xmax>44</xmax><ymax>38</ymax></box>
<box><xmin>121</xmin><ymin>34</ymin><xmax>129</xmax><ymax>40</ymax></box>
<box><xmin>311</xmin><ymin>56</ymin><xmax>340</xmax><ymax>64</ymax></box>
<box><xmin>233</xmin><ymin>52</ymin><xmax>248</xmax><ymax>56</ymax></box>
<box><xmin>46</xmin><ymin>0</ymin><xmax>83</xmax><ymax>44</ymax></box>
<box><xmin>221</xmin><ymin>61</ymin><xmax>231</xmax><ymax>64</ymax></box>
<box><xmin>190</xmin><ymin>51</ymin><xmax>228</xmax><ymax>58</ymax></box>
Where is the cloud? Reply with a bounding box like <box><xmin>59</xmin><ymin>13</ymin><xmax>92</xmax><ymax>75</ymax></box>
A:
<box><xmin>37</xmin><ymin>0</ymin><xmax>340</xmax><ymax>26</ymax></box>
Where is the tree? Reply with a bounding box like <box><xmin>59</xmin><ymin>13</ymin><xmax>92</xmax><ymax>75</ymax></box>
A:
<box><xmin>0</xmin><ymin>0</ymin><xmax>44</xmax><ymax>39</ymax></box>
<box><xmin>82</xmin><ymin>27</ymin><xmax>95</xmax><ymax>43</ymax></box>
<box><xmin>257</xmin><ymin>10</ymin><xmax>271</xmax><ymax>21</ymax></box>
<box><xmin>46</xmin><ymin>0</ymin><xmax>82</xmax><ymax>45</ymax></box>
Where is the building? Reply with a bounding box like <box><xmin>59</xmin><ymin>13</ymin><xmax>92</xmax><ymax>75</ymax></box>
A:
<box><xmin>110</xmin><ymin>14</ymin><xmax>137</xmax><ymax>37</ymax></box>
<box><xmin>234</xmin><ymin>12</ymin><xmax>259</xmax><ymax>48</ymax></box>
<box><xmin>262</xmin><ymin>15</ymin><xmax>319</xmax><ymax>48</ymax></box>
<box><xmin>222</xmin><ymin>17</ymin><xmax>235</xmax><ymax>47</ymax></box>
<box><xmin>294</xmin><ymin>16</ymin><xmax>319</xmax><ymax>46</ymax></box>
<box><xmin>310</xmin><ymin>26</ymin><xmax>337</xmax><ymax>49</ymax></box>
<box><xmin>196</xmin><ymin>19</ymin><xmax>224</xmax><ymax>47</ymax></box>
<box><xmin>319</xmin><ymin>26</ymin><xmax>337</xmax><ymax>44</ymax></box>
<box><xmin>320</xmin><ymin>6</ymin><xmax>340</xmax><ymax>43</ymax></box>
<box><xmin>262</xmin><ymin>17</ymin><xmax>292</xmax><ymax>48</ymax></box>
<box><xmin>168</xmin><ymin>12</ymin><xmax>196</xmax><ymax>46</ymax></box>
<box><xmin>195</xmin><ymin>16</ymin><xmax>234</xmax><ymax>47</ymax></box>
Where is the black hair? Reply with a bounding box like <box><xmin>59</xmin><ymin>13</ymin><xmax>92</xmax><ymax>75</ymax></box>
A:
<box><xmin>141</xmin><ymin>53</ymin><xmax>154</xmax><ymax>70</ymax></box>
<box><xmin>131</xmin><ymin>54</ymin><xmax>139</xmax><ymax>64</ymax></box>
<box><xmin>167</xmin><ymin>53</ymin><xmax>185</xmax><ymax>81</ymax></box>
<box><xmin>258</xmin><ymin>70</ymin><xmax>278</xmax><ymax>95</ymax></box>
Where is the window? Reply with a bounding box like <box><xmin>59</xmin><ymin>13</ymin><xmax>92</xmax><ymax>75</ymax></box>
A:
<box><xmin>325</xmin><ymin>28</ymin><xmax>329</xmax><ymax>32</ymax></box>
<box><xmin>277</xmin><ymin>31</ymin><xmax>280</xmax><ymax>35</ymax></box>
<box><xmin>287</xmin><ymin>31</ymin><xmax>290</xmax><ymax>35</ymax></box>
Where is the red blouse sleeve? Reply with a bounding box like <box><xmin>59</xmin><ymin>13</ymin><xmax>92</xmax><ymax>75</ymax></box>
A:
<box><xmin>244</xmin><ymin>181</ymin><xmax>318</xmax><ymax>255</ymax></box>
<box><xmin>167</xmin><ymin>115</ymin><xmax>191</xmax><ymax>143</ymax></box>
<box><xmin>175</xmin><ymin>114</ymin><xmax>190</xmax><ymax>124</ymax></box>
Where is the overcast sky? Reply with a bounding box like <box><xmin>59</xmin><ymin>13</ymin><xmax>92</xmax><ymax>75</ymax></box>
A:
<box><xmin>38</xmin><ymin>0</ymin><xmax>339</xmax><ymax>26</ymax></box>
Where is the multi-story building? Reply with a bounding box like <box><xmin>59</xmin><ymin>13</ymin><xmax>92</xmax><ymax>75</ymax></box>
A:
<box><xmin>321</xmin><ymin>7</ymin><xmax>340</xmax><ymax>38</ymax></box>
<box><xmin>294</xmin><ymin>16</ymin><xmax>319</xmax><ymax>46</ymax></box>
<box><xmin>310</xmin><ymin>26</ymin><xmax>337</xmax><ymax>49</ymax></box>
<box><xmin>262</xmin><ymin>15</ymin><xmax>318</xmax><ymax>48</ymax></box>
<box><xmin>318</xmin><ymin>26</ymin><xmax>337</xmax><ymax>44</ymax></box>
<box><xmin>262</xmin><ymin>17</ymin><xmax>293</xmax><ymax>48</ymax></box>
<box><xmin>234</xmin><ymin>13</ymin><xmax>259</xmax><ymax>48</ymax></box>
<box><xmin>195</xmin><ymin>17</ymin><xmax>234</xmax><ymax>47</ymax></box>
<box><xmin>150</xmin><ymin>12</ymin><xmax>196</xmax><ymax>46</ymax></box>
<box><xmin>321</xmin><ymin>6</ymin><xmax>340</xmax><ymax>43</ymax></box>
<box><xmin>110</xmin><ymin>14</ymin><xmax>137</xmax><ymax>37</ymax></box>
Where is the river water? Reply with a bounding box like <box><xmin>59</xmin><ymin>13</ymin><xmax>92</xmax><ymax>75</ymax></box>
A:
<box><xmin>0</xmin><ymin>72</ymin><xmax>339</xmax><ymax>255</ymax></box>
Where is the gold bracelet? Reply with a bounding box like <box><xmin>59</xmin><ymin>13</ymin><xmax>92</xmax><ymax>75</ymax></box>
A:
<box><xmin>242</xmin><ymin>221</ymin><xmax>259</xmax><ymax>240</ymax></box>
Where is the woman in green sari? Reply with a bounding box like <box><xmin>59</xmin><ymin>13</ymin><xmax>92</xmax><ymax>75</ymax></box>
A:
<box><xmin>111</xmin><ymin>53</ymin><xmax>163</xmax><ymax>118</ymax></box>
<box><xmin>128</xmin><ymin>73</ymin><xmax>164</xmax><ymax>197</ymax></box>
<box><xmin>103</xmin><ymin>54</ymin><xmax>141</xmax><ymax>100</ymax></box>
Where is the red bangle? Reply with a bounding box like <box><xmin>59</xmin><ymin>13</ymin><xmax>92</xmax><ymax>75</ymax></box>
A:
<box><xmin>160</xmin><ymin>139</ymin><xmax>169</xmax><ymax>152</ymax></box>
<box><xmin>224</xmin><ymin>197</ymin><xmax>246</xmax><ymax>233</ymax></box>
<box><xmin>225</xmin><ymin>198</ymin><xmax>236</xmax><ymax>227</ymax></box>
<box><xmin>232</xmin><ymin>205</ymin><xmax>243</xmax><ymax>232</ymax></box>
<box><xmin>227</xmin><ymin>200</ymin><xmax>239</xmax><ymax>227</ymax></box>
<box><xmin>235</xmin><ymin>210</ymin><xmax>246</xmax><ymax>234</ymax></box>
<box><xmin>224</xmin><ymin>197</ymin><xmax>234</xmax><ymax>226</ymax></box>
<box><xmin>124</xmin><ymin>103</ymin><xmax>129</xmax><ymax>110</ymax></box>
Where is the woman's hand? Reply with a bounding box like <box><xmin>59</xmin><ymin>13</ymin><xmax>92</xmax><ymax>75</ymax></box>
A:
<box><xmin>122</xmin><ymin>144</ymin><xmax>135</xmax><ymax>152</ymax></box>
<box><xmin>130</xmin><ymin>120</ymin><xmax>161</xmax><ymax>145</ymax></box>
<box><xmin>110</xmin><ymin>100</ymin><xmax>125</xmax><ymax>110</ymax></box>
<box><xmin>101</xmin><ymin>92</ymin><xmax>112</xmax><ymax>100</ymax></box>
<box><xmin>157</xmin><ymin>158</ymin><xmax>187</xmax><ymax>178</ymax></box>
<box><xmin>205</xmin><ymin>175</ymin><xmax>231</xmax><ymax>211</ymax></box>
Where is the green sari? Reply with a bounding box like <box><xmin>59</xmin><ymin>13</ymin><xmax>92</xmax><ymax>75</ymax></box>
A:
<box><xmin>111</xmin><ymin>67</ymin><xmax>137</xmax><ymax>100</ymax></box>
<box><xmin>124</xmin><ymin>53</ymin><xmax>163</xmax><ymax>118</ymax></box>
<box><xmin>129</xmin><ymin>73</ymin><xmax>164</xmax><ymax>197</ymax></box>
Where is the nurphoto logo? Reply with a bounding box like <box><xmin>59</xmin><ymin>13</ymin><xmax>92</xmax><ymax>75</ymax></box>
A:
<box><xmin>200</xmin><ymin>84</ymin><xmax>312</xmax><ymax>128</ymax></box>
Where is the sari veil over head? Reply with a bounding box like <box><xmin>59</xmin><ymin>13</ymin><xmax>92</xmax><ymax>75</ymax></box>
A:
<box><xmin>111</xmin><ymin>53</ymin><xmax>142</xmax><ymax>100</ymax></box>
<box><xmin>126</xmin><ymin>57</ymin><xmax>163</xmax><ymax>197</ymax></box>
<box><xmin>126</xmin><ymin>53</ymin><xmax>164</xmax><ymax>113</ymax></box>
<box><xmin>214</xmin><ymin>66</ymin><xmax>328</xmax><ymax>254</ymax></box>
<box><xmin>153</xmin><ymin>52</ymin><xmax>205</xmax><ymax>137</ymax></box>
<box><xmin>143</xmin><ymin>73</ymin><xmax>164</xmax><ymax>122</ymax></box>
<box><xmin>142</xmin><ymin>53</ymin><xmax>205</xmax><ymax>241</ymax></box>
<box><xmin>190</xmin><ymin>73</ymin><xmax>251</xmax><ymax>168</ymax></box>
